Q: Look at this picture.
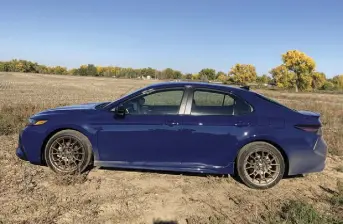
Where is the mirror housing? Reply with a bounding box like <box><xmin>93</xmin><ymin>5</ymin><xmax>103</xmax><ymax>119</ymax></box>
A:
<box><xmin>115</xmin><ymin>105</ymin><xmax>126</xmax><ymax>117</ymax></box>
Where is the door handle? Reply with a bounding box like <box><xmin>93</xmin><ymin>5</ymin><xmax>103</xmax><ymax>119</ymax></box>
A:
<box><xmin>165</xmin><ymin>120</ymin><xmax>179</xmax><ymax>126</ymax></box>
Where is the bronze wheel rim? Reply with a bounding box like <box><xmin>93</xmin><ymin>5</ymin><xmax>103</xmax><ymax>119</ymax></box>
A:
<box><xmin>243</xmin><ymin>149</ymin><xmax>280</xmax><ymax>186</ymax></box>
<box><xmin>49</xmin><ymin>136</ymin><xmax>85</xmax><ymax>173</ymax></box>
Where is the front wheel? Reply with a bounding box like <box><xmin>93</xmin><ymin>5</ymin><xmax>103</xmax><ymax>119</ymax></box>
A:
<box><xmin>236</xmin><ymin>142</ymin><xmax>285</xmax><ymax>189</ymax></box>
<box><xmin>44</xmin><ymin>130</ymin><xmax>93</xmax><ymax>174</ymax></box>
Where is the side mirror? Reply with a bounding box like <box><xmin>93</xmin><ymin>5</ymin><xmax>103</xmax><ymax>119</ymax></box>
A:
<box><xmin>115</xmin><ymin>105</ymin><xmax>126</xmax><ymax>117</ymax></box>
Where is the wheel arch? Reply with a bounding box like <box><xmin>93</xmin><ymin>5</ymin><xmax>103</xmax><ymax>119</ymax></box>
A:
<box><xmin>40</xmin><ymin>126</ymin><xmax>96</xmax><ymax>164</ymax></box>
<box><xmin>234</xmin><ymin>139</ymin><xmax>289</xmax><ymax>176</ymax></box>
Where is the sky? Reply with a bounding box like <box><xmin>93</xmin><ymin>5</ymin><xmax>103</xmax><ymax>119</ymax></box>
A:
<box><xmin>0</xmin><ymin>0</ymin><xmax>342</xmax><ymax>77</ymax></box>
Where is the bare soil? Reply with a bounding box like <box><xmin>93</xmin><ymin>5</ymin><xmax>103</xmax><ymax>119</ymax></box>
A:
<box><xmin>0</xmin><ymin>72</ymin><xmax>342</xmax><ymax>224</ymax></box>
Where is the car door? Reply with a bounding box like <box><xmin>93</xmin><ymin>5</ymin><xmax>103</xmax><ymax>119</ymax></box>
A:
<box><xmin>97</xmin><ymin>87</ymin><xmax>188</xmax><ymax>167</ymax></box>
<box><xmin>180</xmin><ymin>88</ymin><xmax>254</xmax><ymax>169</ymax></box>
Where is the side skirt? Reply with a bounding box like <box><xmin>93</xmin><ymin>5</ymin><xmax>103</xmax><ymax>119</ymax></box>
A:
<box><xmin>93</xmin><ymin>161</ymin><xmax>235</xmax><ymax>175</ymax></box>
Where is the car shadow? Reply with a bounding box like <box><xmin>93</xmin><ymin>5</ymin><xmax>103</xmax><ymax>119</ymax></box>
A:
<box><xmin>95</xmin><ymin>166</ymin><xmax>305</xmax><ymax>184</ymax></box>
<box><xmin>98</xmin><ymin>166</ymin><xmax>224</xmax><ymax>178</ymax></box>
<box><xmin>153</xmin><ymin>221</ymin><xmax>178</xmax><ymax>224</ymax></box>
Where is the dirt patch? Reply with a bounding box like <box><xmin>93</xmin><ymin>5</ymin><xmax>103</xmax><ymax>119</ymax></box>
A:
<box><xmin>0</xmin><ymin>73</ymin><xmax>342</xmax><ymax>223</ymax></box>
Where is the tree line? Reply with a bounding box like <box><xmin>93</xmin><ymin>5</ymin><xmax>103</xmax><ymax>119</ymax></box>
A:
<box><xmin>1</xmin><ymin>50</ymin><xmax>343</xmax><ymax>91</ymax></box>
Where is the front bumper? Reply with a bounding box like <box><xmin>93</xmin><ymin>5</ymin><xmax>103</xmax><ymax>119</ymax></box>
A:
<box><xmin>16</xmin><ymin>130</ymin><xmax>28</xmax><ymax>161</ymax></box>
<box><xmin>16</xmin><ymin>147</ymin><xmax>28</xmax><ymax>161</ymax></box>
<box><xmin>15</xmin><ymin>126</ymin><xmax>46</xmax><ymax>164</ymax></box>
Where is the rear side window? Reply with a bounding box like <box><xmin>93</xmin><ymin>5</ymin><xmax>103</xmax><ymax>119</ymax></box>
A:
<box><xmin>191</xmin><ymin>90</ymin><xmax>252</xmax><ymax>116</ymax></box>
<box><xmin>193</xmin><ymin>91</ymin><xmax>234</xmax><ymax>106</ymax></box>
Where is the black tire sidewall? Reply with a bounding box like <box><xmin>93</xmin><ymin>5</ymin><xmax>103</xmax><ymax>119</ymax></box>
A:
<box><xmin>44</xmin><ymin>130</ymin><xmax>93</xmax><ymax>174</ymax></box>
<box><xmin>237</xmin><ymin>142</ymin><xmax>285</xmax><ymax>189</ymax></box>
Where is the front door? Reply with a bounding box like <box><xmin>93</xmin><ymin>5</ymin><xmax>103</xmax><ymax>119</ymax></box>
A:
<box><xmin>97</xmin><ymin>88</ymin><xmax>187</xmax><ymax>167</ymax></box>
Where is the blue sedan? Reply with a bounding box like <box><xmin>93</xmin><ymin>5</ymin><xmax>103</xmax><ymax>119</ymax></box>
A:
<box><xmin>16</xmin><ymin>82</ymin><xmax>327</xmax><ymax>189</ymax></box>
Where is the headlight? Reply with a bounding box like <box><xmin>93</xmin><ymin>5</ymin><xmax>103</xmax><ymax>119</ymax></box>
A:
<box><xmin>27</xmin><ymin>118</ymin><xmax>48</xmax><ymax>126</ymax></box>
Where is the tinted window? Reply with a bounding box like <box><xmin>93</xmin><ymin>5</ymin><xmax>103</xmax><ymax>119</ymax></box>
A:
<box><xmin>144</xmin><ymin>90</ymin><xmax>183</xmax><ymax>106</ymax></box>
<box><xmin>191</xmin><ymin>90</ymin><xmax>252</xmax><ymax>116</ymax></box>
<box><xmin>122</xmin><ymin>89</ymin><xmax>184</xmax><ymax>115</ymax></box>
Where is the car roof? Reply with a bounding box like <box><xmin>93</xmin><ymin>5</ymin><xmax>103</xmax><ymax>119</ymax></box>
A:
<box><xmin>103</xmin><ymin>81</ymin><xmax>252</xmax><ymax>110</ymax></box>
<box><xmin>145</xmin><ymin>81</ymin><xmax>249</xmax><ymax>93</ymax></box>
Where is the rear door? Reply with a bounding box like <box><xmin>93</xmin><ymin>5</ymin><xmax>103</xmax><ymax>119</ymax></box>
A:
<box><xmin>180</xmin><ymin>88</ymin><xmax>253</xmax><ymax>168</ymax></box>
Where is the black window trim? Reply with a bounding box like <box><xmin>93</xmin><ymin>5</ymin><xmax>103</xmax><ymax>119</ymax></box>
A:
<box><xmin>113</xmin><ymin>87</ymin><xmax>189</xmax><ymax>115</ymax></box>
<box><xmin>184</xmin><ymin>87</ymin><xmax>254</xmax><ymax>116</ymax></box>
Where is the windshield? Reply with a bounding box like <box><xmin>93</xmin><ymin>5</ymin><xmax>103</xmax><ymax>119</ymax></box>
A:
<box><xmin>100</xmin><ymin>86</ymin><xmax>148</xmax><ymax>110</ymax></box>
<box><xmin>115</xmin><ymin>86</ymin><xmax>147</xmax><ymax>101</ymax></box>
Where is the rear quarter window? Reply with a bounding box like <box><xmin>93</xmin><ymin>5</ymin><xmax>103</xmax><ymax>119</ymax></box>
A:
<box><xmin>254</xmin><ymin>93</ymin><xmax>295</xmax><ymax>112</ymax></box>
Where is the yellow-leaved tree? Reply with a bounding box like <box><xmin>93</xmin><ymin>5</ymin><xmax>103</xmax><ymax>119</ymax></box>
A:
<box><xmin>229</xmin><ymin>64</ymin><xmax>257</xmax><ymax>85</ymax></box>
<box><xmin>269</xmin><ymin>65</ymin><xmax>295</xmax><ymax>89</ymax></box>
<box><xmin>281</xmin><ymin>50</ymin><xmax>316</xmax><ymax>92</ymax></box>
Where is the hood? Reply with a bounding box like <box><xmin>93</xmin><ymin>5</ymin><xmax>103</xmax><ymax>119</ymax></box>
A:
<box><xmin>51</xmin><ymin>102</ymin><xmax>101</xmax><ymax>111</ymax></box>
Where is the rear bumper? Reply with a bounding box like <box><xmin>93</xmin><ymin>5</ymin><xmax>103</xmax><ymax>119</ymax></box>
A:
<box><xmin>288</xmin><ymin>136</ymin><xmax>327</xmax><ymax>175</ymax></box>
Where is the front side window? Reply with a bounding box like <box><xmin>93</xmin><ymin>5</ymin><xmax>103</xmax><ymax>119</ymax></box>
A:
<box><xmin>121</xmin><ymin>89</ymin><xmax>184</xmax><ymax>115</ymax></box>
<box><xmin>191</xmin><ymin>90</ymin><xmax>252</xmax><ymax>116</ymax></box>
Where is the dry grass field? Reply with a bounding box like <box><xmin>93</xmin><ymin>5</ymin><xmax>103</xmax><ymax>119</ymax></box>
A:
<box><xmin>0</xmin><ymin>72</ymin><xmax>342</xmax><ymax>224</ymax></box>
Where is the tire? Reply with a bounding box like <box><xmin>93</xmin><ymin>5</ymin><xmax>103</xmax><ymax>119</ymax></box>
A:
<box><xmin>236</xmin><ymin>142</ymin><xmax>285</xmax><ymax>189</ymax></box>
<box><xmin>44</xmin><ymin>130</ymin><xmax>93</xmax><ymax>174</ymax></box>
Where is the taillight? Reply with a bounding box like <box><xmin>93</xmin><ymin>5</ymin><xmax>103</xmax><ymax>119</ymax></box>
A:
<box><xmin>295</xmin><ymin>125</ymin><xmax>322</xmax><ymax>135</ymax></box>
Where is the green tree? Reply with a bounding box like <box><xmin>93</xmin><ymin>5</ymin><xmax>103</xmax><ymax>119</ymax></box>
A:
<box><xmin>141</xmin><ymin>67</ymin><xmax>156</xmax><ymax>79</ymax></box>
<box><xmin>332</xmin><ymin>75</ymin><xmax>343</xmax><ymax>89</ymax></box>
<box><xmin>161</xmin><ymin>68</ymin><xmax>175</xmax><ymax>79</ymax></box>
<box><xmin>321</xmin><ymin>80</ymin><xmax>335</xmax><ymax>90</ymax></box>
<box><xmin>53</xmin><ymin>66</ymin><xmax>68</xmax><ymax>75</ymax></box>
<box><xmin>229</xmin><ymin>64</ymin><xmax>257</xmax><ymax>85</ymax></box>
<box><xmin>192</xmin><ymin>73</ymin><xmax>200</xmax><ymax>80</ymax></box>
<box><xmin>311</xmin><ymin>72</ymin><xmax>326</xmax><ymax>89</ymax></box>
<box><xmin>0</xmin><ymin>62</ymin><xmax>7</xmax><ymax>71</ymax></box>
<box><xmin>184</xmin><ymin>73</ymin><xmax>193</xmax><ymax>80</ymax></box>
<box><xmin>77</xmin><ymin>65</ymin><xmax>89</xmax><ymax>76</ymax></box>
<box><xmin>37</xmin><ymin>65</ymin><xmax>48</xmax><ymax>74</ymax></box>
<box><xmin>173</xmin><ymin>70</ymin><xmax>183</xmax><ymax>79</ymax></box>
<box><xmin>282</xmin><ymin>50</ymin><xmax>316</xmax><ymax>92</ymax></box>
<box><xmin>199</xmin><ymin>68</ymin><xmax>216</xmax><ymax>80</ymax></box>
<box><xmin>256</xmin><ymin>74</ymin><xmax>272</xmax><ymax>85</ymax></box>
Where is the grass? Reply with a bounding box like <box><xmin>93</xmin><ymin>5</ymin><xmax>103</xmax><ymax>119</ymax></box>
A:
<box><xmin>335</xmin><ymin>165</ymin><xmax>343</xmax><ymax>173</ymax></box>
<box><xmin>329</xmin><ymin>181</ymin><xmax>343</xmax><ymax>207</ymax></box>
<box><xmin>0</xmin><ymin>104</ymin><xmax>37</xmax><ymax>135</ymax></box>
<box><xmin>257</xmin><ymin>197</ymin><xmax>343</xmax><ymax>224</ymax></box>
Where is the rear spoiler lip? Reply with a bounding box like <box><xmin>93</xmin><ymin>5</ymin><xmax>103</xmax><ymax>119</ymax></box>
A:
<box><xmin>297</xmin><ymin>110</ymin><xmax>320</xmax><ymax>117</ymax></box>
<box><xmin>240</xmin><ymin>85</ymin><xmax>250</xmax><ymax>91</ymax></box>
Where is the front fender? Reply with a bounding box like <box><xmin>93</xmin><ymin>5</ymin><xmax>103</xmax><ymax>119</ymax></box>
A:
<box><xmin>44</xmin><ymin>124</ymin><xmax>100</xmax><ymax>162</ymax></box>
<box><xmin>20</xmin><ymin>123</ymin><xmax>100</xmax><ymax>165</ymax></box>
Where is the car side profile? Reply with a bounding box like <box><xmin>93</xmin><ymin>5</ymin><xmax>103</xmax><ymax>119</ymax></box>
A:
<box><xmin>16</xmin><ymin>82</ymin><xmax>327</xmax><ymax>189</ymax></box>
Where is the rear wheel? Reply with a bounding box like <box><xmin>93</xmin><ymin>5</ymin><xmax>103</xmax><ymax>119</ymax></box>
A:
<box><xmin>44</xmin><ymin>130</ymin><xmax>93</xmax><ymax>174</ymax></box>
<box><xmin>236</xmin><ymin>142</ymin><xmax>285</xmax><ymax>189</ymax></box>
